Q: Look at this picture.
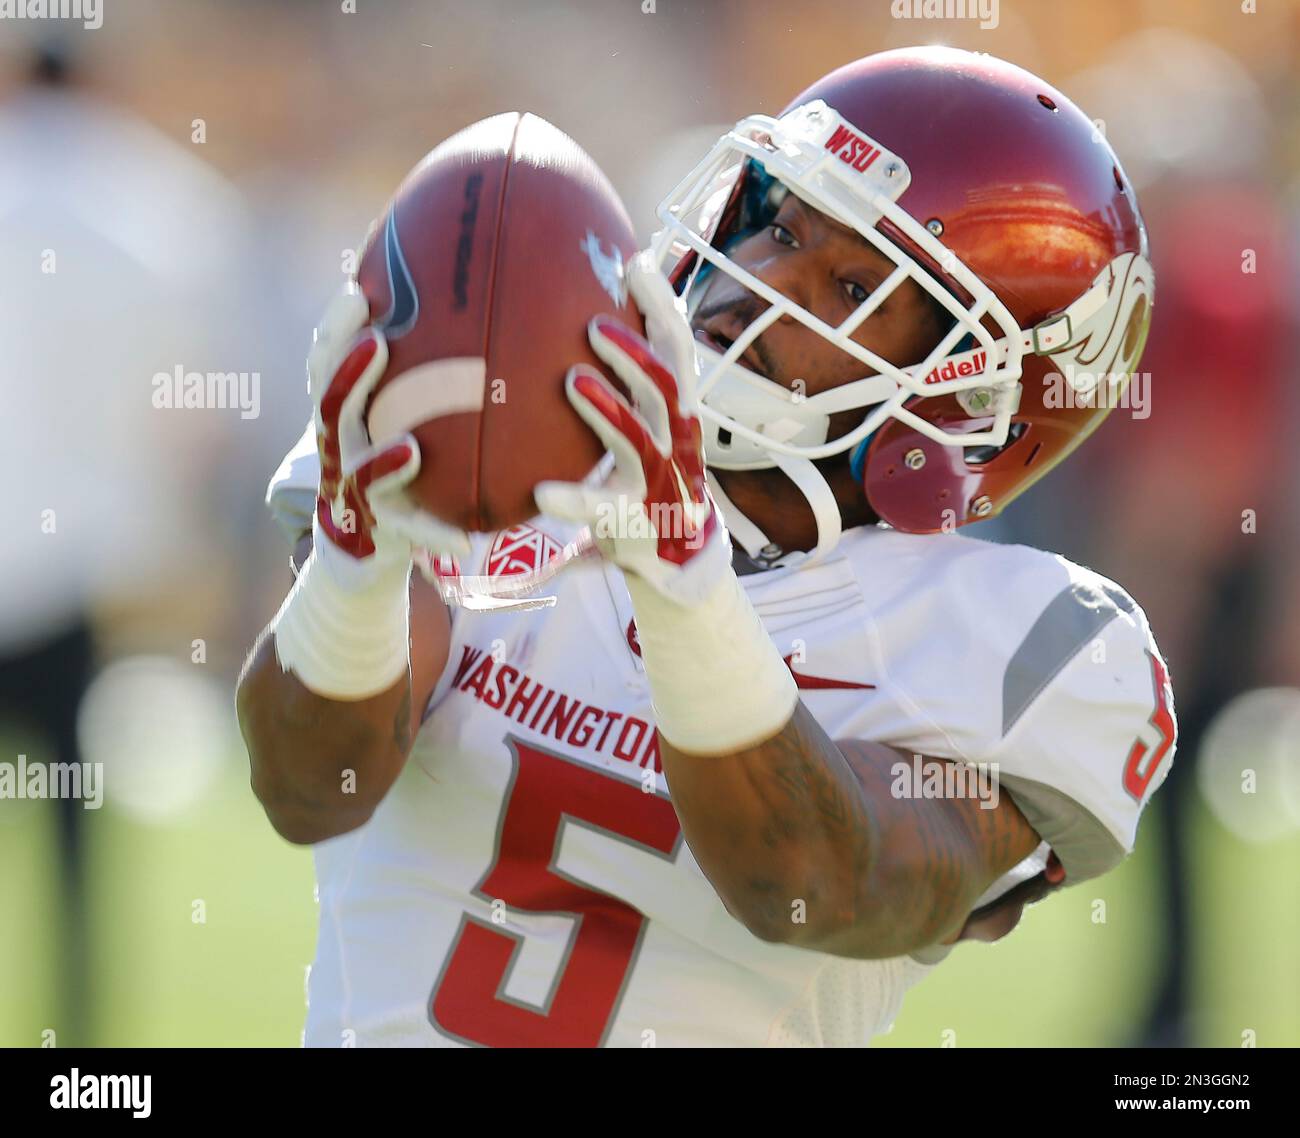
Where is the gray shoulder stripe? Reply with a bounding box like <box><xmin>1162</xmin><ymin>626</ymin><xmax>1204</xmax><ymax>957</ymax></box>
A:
<box><xmin>1002</xmin><ymin>581</ymin><xmax>1135</xmax><ymax>736</ymax></box>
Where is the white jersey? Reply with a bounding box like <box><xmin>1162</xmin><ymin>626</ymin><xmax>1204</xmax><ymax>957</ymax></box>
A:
<box><xmin>267</xmin><ymin>427</ymin><xmax>1175</xmax><ymax>1047</ymax></box>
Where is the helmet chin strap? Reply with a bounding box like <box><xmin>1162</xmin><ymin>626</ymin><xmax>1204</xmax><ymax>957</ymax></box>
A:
<box><xmin>706</xmin><ymin>454</ymin><xmax>843</xmax><ymax>570</ymax></box>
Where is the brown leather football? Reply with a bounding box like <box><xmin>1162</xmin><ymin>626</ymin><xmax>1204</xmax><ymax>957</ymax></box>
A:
<box><xmin>355</xmin><ymin>111</ymin><xmax>643</xmax><ymax>533</ymax></box>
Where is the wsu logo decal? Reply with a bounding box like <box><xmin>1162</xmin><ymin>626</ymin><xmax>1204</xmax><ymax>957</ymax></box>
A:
<box><xmin>486</xmin><ymin>524</ymin><xmax>562</xmax><ymax>578</ymax></box>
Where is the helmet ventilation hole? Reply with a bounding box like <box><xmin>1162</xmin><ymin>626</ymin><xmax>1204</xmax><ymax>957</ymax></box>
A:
<box><xmin>1036</xmin><ymin>94</ymin><xmax>1058</xmax><ymax>112</ymax></box>
<box><xmin>1113</xmin><ymin>166</ymin><xmax>1125</xmax><ymax>191</ymax></box>
<box><xmin>1025</xmin><ymin>441</ymin><xmax>1042</xmax><ymax>466</ymax></box>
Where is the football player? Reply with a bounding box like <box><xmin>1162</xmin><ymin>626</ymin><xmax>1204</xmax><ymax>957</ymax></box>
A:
<box><xmin>237</xmin><ymin>46</ymin><xmax>1175</xmax><ymax>1046</ymax></box>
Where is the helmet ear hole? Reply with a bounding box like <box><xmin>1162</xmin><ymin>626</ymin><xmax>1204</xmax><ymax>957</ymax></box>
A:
<box><xmin>962</xmin><ymin>421</ymin><xmax>1028</xmax><ymax>466</ymax></box>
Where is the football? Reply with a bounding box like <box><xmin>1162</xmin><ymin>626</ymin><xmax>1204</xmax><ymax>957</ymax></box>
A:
<box><xmin>355</xmin><ymin>111</ymin><xmax>644</xmax><ymax>533</ymax></box>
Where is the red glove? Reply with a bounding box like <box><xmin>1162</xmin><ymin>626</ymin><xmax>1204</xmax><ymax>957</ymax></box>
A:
<box><xmin>535</xmin><ymin>253</ymin><xmax>732</xmax><ymax>605</ymax></box>
<box><xmin>307</xmin><ymin>287</ymin><xmax>469</xmax><ymax>575</ymax></box>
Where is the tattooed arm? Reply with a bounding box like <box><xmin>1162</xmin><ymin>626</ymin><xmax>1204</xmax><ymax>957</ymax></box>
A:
<box><xmin>236</xmin><ymin>533</ymin><xmax>451</xmax><ymax>844</ymax></box>
<box><xmin>658</xmin><ymin>702</ymin><xmax>1043</xmax><ymax>959</ymax></box>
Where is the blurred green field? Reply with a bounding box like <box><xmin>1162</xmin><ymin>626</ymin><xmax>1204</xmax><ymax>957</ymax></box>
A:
<box><xmin>2</xmin><ymin>742</ymin><xmax>1297</xmax><ymax>1048</ymax></box>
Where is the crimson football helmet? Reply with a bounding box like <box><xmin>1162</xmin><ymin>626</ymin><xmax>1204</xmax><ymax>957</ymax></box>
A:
<box><xmin>651</xmin><ymin>46</ymin><xmax>1153</xmax><ymax>558</ymax></box>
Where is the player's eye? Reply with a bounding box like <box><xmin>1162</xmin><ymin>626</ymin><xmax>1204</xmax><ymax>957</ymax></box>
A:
<box><xmin>769</xmin><ymin>223</ymin><xmax>798</xmax><ymax>248</ymax></box>
<box><xmin>844</xmin><ymin>279</ymin><xmax>872</xmax><ymax>305</ymax></box>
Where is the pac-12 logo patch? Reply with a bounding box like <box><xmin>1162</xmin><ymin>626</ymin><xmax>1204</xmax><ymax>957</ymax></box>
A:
<box><xmin>486</xmin><ymin>524</ymin><xmax>562</xmax><ymax>578</ymax></box>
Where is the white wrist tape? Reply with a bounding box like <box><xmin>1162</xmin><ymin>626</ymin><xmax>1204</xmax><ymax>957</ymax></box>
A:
<box><xmin>272</xmin><ymin>529</ymin><xmax>412</xmax><ymax>700</ymax></box>
<box><xmin>625</xmin><ymin>568</ymin><xmax>798</xmax><ymax>755</ymax></box>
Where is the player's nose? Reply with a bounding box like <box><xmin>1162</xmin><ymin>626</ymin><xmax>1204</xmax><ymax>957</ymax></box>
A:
<box><xmin>745</xmin><ymin>244</ymin><xmax>819</xmax><ymax>324</ymax></box>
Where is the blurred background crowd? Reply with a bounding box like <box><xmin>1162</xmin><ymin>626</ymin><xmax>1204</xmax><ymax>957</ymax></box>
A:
<box><xmin>1</xmin><ymin>0</ymin><xmax>1297</xmax><ymax>1047</ymax></box>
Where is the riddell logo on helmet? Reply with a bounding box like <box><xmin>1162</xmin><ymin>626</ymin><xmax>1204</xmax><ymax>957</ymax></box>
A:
<box><xmin>922</xmin><ymin>350</ymin><xmax>987</xmax><ymax>385</ymax></box>
<box><xmin>823</xmin><ymin>125</ymin><xmax>881</xmax><ymax>173</ymax></box>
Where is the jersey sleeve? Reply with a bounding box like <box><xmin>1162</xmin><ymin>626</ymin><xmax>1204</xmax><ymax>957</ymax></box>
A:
<box><xmin>265</xmin><ymin>419</ymin><xmax>319</xmax><ymax>545</ymax></box>
<box><xmin>985</xmin><ymin>577</ymin><xmax>1177</xmax><ymax>884</ymax></box>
